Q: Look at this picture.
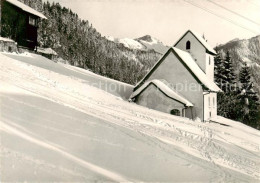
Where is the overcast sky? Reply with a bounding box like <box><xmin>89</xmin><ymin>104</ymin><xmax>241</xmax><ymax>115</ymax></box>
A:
<box><xmin>44</xmin><ymin>0</ymin><xmax>260</xmax><ymax>47</ymax></box>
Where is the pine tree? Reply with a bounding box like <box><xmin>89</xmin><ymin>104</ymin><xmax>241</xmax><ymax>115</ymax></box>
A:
<box><xmin>222</xmin><ymin>51</ymin><xmax>237</xmax><ymax>92</ymax></box>
<box><xmin>214</xmin><ymin>50</ymin><xmax>224</xmax><ymax>88</ymax></box>
<box><xmin>239</xmin><ymin>63</ymin><xmax>251</xmax><ymax>91</ymax></box>
<box><xmin>215</xmin><ymin>50</ymin><xmax>242</xmax><ymax>120</ymax></box>
<box><xmin>238</xmin><ymin>63</ymin><xmax>260</xmax><ymax>128</ymax></box>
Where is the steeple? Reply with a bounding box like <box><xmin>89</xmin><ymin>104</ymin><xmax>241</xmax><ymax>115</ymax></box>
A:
<box><xmin>174</xmin><ymin>30</ymin><xmax>216</xmax><ymax>81</ymax></box>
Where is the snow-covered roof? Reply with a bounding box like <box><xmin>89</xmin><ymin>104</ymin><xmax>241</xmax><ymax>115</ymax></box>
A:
<box><xmin>6</xmin><ymin>0</ymin><xmax>47</xmax><ymax>19</ymax></box>
<box><xmin>173</xmin><ymin>47</ymin><xmax>221</xmax><ymax>92</ymax></box>
<box><xmin>0</xmin><ymin>37</ymin><xmax>15</xmax><ymax>42</ymax></box>
<box><xmin>131</xmin><ymin>79</ymin><xmax>194</xmax><ymax>107</ymax></box>
<box><xmin>135</xmin><ymin>47</ymin><xmax>221</xmax><ymax>92</ymax></box>
<box><xmin>37</xmin><ymin>47</ymin><xmax>58</xmax><ymax>55</ymax></box>
<box><xmin>174</xmin><ymin>30</ymin><xmax>217</xmax><ymax>55</ymax></box>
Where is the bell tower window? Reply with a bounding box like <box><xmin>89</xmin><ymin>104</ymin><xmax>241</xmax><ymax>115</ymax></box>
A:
<box><xmin>186</xmin><ymin>41</ymin><xmax>191</xmax><ymax>50</ymax></box>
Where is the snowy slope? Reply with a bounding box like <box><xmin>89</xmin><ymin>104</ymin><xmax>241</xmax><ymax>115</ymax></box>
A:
<box><xmin>0</xmin><ymin>52</ymin><xmax>260</xmax><ymax>182</ymax></box>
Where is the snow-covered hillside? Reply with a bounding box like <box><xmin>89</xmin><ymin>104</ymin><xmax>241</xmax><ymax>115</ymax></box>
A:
<box><xmin>0</xmin><ymin>52</ymin><xmax>260</xmax><ymax>182</ymax></box>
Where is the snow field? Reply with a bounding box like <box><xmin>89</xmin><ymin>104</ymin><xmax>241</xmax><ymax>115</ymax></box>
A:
<box><xmin>0</xmin><ymin>52</ymin><xmax>259</xmax><ymax>182</ymax></box>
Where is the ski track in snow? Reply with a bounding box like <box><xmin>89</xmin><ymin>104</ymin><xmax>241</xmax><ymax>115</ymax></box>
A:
<box><xmin>0</xmin><ymin>53</ymin><xmax>260</xmax><ymax>182</ymax></box>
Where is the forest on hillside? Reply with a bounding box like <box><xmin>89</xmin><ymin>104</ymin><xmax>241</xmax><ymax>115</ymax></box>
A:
<box><xmin>17</xmin><ymin>0</ymin><xmax>161</xmax><ymax>85</ymax></box>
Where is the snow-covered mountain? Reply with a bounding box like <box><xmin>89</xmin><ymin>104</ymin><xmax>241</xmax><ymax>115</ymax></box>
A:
<box><xmin>0</xmin><ymin>52</ymin><xmax>260</xmax><ymax>182</ymax></box>
<box><xmin>136</xmin><ymin>35</ymin><xmax>169</xmax><ymax>54</ymax></box>
<box><xmin>107</xmin><ymin>36</ymin><xmax>145</xmax><ymax>50</ymax></box>
<box><xmin>106</xmin><ymin>35</ymin><xmax>169</xmax><ymax>55</ymax></box>
<box><xmin>217</xmin><ymin>35</ymin><xmax>260</xmax><ymax>95</ymax></box>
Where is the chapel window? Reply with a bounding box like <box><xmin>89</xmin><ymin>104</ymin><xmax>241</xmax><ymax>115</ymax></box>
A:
<box><xmin>186</xmin><ymin>41</ymin><xmax>191</xmax><ymax>50</ymax></box>
<box><xmin>171</xmin><ymin>109</ymin><xmax>181</xmax><ymax>116</ymax></box>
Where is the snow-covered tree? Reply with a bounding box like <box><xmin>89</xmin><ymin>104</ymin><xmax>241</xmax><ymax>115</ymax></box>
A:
<box><xmin>238</xmin><ymin>63</ymin><xmax>260</xmax><ymax>128</ymax></box>
<box><xmin>214</xmin><ymin>50</ymin><xmax>224</xmax><ymax>88</ymax></box>
<box><xmin>215</xmin><ymin>50</ymin><xmax>244</xmax><ymax>123</ymax></box>
<box><xmin>222</xmin><ymin>51</ymin><xmax>237</xmax><ymax>92</ymax></box>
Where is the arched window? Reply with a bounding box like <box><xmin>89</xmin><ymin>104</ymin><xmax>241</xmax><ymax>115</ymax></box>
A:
<box><xmin>186</xmin><ymin>41</ymin><xmax>191</xmax><ymax>50</ymax></box>
<box><xmin>171</xmin><ymin>109</ymin><xmax>181</xmax><ymax>116</ymax></box>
